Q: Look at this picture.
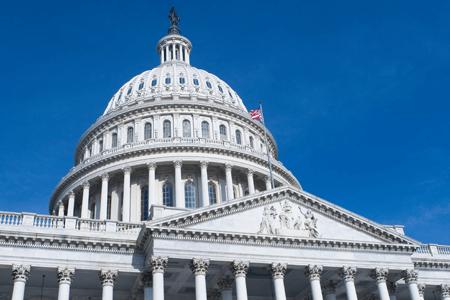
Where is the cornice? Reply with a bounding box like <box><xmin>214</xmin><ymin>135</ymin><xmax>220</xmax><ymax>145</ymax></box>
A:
<box><xmin>144</xmin><ymin>187</ymin><xmax>420</xmax><ymax>246</ymax></box>
<box><xmin>413</xmin><ymin>261</ymin><xmax>450</xmax><ymax>270</ymax></box>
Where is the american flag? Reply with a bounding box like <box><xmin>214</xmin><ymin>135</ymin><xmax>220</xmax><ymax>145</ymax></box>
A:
<box><xmin>250</xmin><ymin>109</ymin><xmax>263</xmax><ymax>121</ymax></box>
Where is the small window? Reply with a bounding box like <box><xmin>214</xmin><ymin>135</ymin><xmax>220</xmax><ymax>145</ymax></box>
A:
<box><xmin>193</xmin><ymin>78</ymin><xmax>199</xmax><ymax>86</ymax></box>
<box><xmin>127</xmin><ymin>87</ymin><xmax>132</xmax><ymax>95</ymax></box>
<box><xmin>139</xmin><ymin>82</ymin><xmax>144</xmax><ymax>90</ymax></box>
<box><xmin>179</xmin><ymin>77</ymin><xmax>185</xmax><ymax>84</ymax></box>
<box><xmin>206</xmin><ymin>81</ymin><xmax>212</xmax><ymax>89</ymax></box>
<box><xmin>185</xmin><ymin>182</ymin><xmax>196</xmax><ymax>209</ymax></box>
<box><xmin>151</xmin><ymin>79</ymin><xmax>157</xmax><ymax>86</ymax></box>
<box><xmin>117</xmin><ymin>92</ymin><xmax>122</xmax><ymax>101</ymax></box>
<box><xmin>208</xmin><ymin>183</ymin><xmax>217</xmax><ymax>205</ymax></box>
<box><xmin>183</xmin><ymin>120</ymin><xmax>191</xmax><ymax>138</ymax></box>
<box><xmin>112</xmin><ymin>133</ymin><xmax>118</xmax><ymax>148</ymax></box>
<box><xmin>88</xmin><ymin>146</ymin><xmax>92</xmax><ymax>157</ymax></box>
<box><xmin>201</xmin><ymin>121</ymin><xmax>209</xmax><ymax>138</ymax></box>
<box><xmin>163</xmin><ymin>183</ymin><xmax>173</xmax><ymax>207</ymax></box>
<box><xmin>141</xmin><ymin>186</ymin><xmax>149</xmax><ymax>221</ymax></box>
<box><xmin>236</xmin><ymin>130</ymin><xmax>242</xmax><ymax>145</ymax></box>
<box><xmin>229</xmin><ymin>92</ymin><xmax>233</xmax><ymax>99</ymax></box>
<box><xmin>99</xmin><ymin>140</ymin><xmax>103</xmax><ymax>152</ymax></box>
<box><xmin>165</xmin><ymin>78</ymin><xmax>171</xmax><ymax>84</ymax></box>
<box><xmin>220</xmin><ymin>125</ymin><xmax>227</xmax><ymax>141</ymax></box>
<box><xmin>144</xmin><ymin>123</ymin><xmax>152</xmax><ymax>140</ymax></box>
<box><xmin>249</xmin><ymin>136</ymin><xmax>254</xmax><ymax>148</ymax></box>
<box><xmin>127</xmin><ymin>127</ymin><xmax>134</xmax><ymax>143</ymax></box>
<box><xmin>163</xmin><ymin>120</ymin><xmax>171</xmax><ymax>138</ymax></box>
<box><xmin>218</xmin><ymin>86</ymin><xmax>223</xmax><ymax>93</ymax></box>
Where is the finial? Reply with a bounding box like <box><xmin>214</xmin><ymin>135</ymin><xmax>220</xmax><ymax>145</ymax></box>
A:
<box><xmin>168</xmin><ymin>7</ymin><xmax>180</xmax><ymax>35</ymax></box>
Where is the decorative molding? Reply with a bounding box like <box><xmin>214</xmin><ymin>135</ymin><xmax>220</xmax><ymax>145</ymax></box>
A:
<box><xmin>229</xmin><ymin>260</ymin><xmax>249</xmax><ymax>277</ymax></box>
<box><xmin>339</xmin><ymin>266</ymin><xmax>357</xmax><ymax>282</ymax></box>
<box><xmin>82</xmin><ymin>181</ymin><xmax>90</xmax><ymax>189</ymax></box>
<box><xmin>437</xmin><ymin>284</ymin><xmax>450</xmax><ymax>297</ymax></box>
<box><xmin>387</xmin><ymin>281</ymin><xmax>397</xmax><ymax>295</ymax></box>
<box><xmin>217</xmin><ymin>276</ymin><xmax>234</xmax><ymax>291</ymax></box>
<box><xmin>268</xmin><ymin>262</ymin><xmax>287</xmax><ymax>279</ymax></box>
<box><xmin>402</xmin><ymin>269</ymin><xmax>418</xmax><ymax>284</ymax></box>
<box><xmin>12</xmin><ymin>264</ymin><xmax>30</xmax><ymax>282</ymax></box>
<box><xmin>173</xmin><ymin>160</ymin><xmax>183</xmax><ymax>168</ymax></box>
<box><xmin>200</xmin><ymin>160</ymin><xmax>209</xmax><ymax>169</ymax></box>
<box><xmin>147</xmin><ymin>162</ymin><xmax>157</xmax><ymax>171</ymax></box>
<box><xmin>417</xmin><ymin>283</ymin><xmax>426</xmax><ymax>296</ymax></box>
<box><xmin>189</xmin><ymin>258</ymin><xmax>210</xmax><ymax>275</ymax></box>
<box><xmin>224</xmin><ymin>163</ymin><xmax>233</xmax><ymax>172</ymax></box>
<box><xmin>246</xmin><ymin>168</ymin><xmax>254</xmax><ymax>176</ymax></box>
<box><xmin>69</xmin><ymin>190</ymin><xmax>75</xmax><ymax>198</ymax></box>
<box><xmin>57</xmin><ymin>267</ymin><xmax>75</xmax><ymax>284</ymax></box>
<box><xmin>304</xmin><ymin>265</ymin><xmax>322</xmax><ymax>280</ymax></box>
<box><xmin>100</xmin><ymin>269</ymin><xmax>118</xmax><ymax>286</ymax></box>
<box><xmin>321</xmin><ymin>280</ymin><xmax>337</xmax><ymax>295</ymax></box>
<box><xmin>122</xmin><ymin>166</ymin><xmax>132</xmax><ymax>175</ymax></box>
<box><xmin>100</xmin><ymin>173</ymin><xmax>109</xmax><ymax>181</ymax></box>
<box><xmin>149</xmin><ymin>256</ymin><xmax>168</xmax><ymax>274</ymax></box>
<box><xmin>370</xmin><ymin>267</ymin><xmax>389</xmax><ymax>283</ymax></box>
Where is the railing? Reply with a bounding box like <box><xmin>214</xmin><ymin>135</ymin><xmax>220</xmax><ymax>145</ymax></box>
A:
<box><xmin>437</xmin><ymin>246</ymin><xmax>450</xmax><ymax>255</ymax></box>
<box><xmin>414</xmin><ymin>245</ymin><xmax>430</xmax><ymax>254</ymax></box>
<box><xmin>0</xmin><ymin>212</ymin><xmax>143</xmax><ymax>234</ymax></box>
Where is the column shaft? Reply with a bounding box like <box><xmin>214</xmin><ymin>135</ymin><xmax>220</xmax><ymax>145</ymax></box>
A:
<box><xmin>57</xmin><ymin>283</ymin><xmax>70</xmax><ymax>300</ymax></box>
<box><xmin>310</xmin><ymin>280</ymin><xmax>323</xmax><ymax>300</ymax></box>
<box><xmin>222</xmin><ymin>290</ymin><xmax>232</xmax><ymax>300</ymax></box>
<box><xmin>344</xmin><ymin>281</ymin><xmax>358</xmax><ymax>300</ymax></box>
<box><xmin>407</xmin><ymin>283</ymin><xmax>421</xmax><ymax>300</ymax></box>
<box><xmin>273</xmin><ymin>278</ymin><xmax>286</xmax><ymax>300</ymax></box>
<box><xmin>174</xmin><ymin>161</ymin><xmax>184</xmax><ymax>208</ymax></box>
<box><xmin>265</xmin><ymin>178</ymin><xmax>272</xmax><ymax>190</ymax></box>
<box><xmin>148</xmin><ymin>163</ymin><xmax>157</xmax><ymax>207</ymax></box>
<box><xmin>123</xmin><ymin>168</ymin><xmax>131</xmax><ymax>222</ymax></box>
<box><xmin>235</xmin><ymin>276</ymin><xmax>248</xmax><ymax>300</ymax></box>
<box><xmin>225</xmin><ymin>164</ymin><xmax>234</xmax><ymax>200</ymax></box>
<box><xmin>81</xmin><ymin>182</ymin><xmax>90</xmax><ymax>219</ymax></box>
<box><xmin>102</xmin><ymin>285</ymin><xmax>113</xmax><ymax>300</ymax></box>
<box><xmin>160</xmin><ymin>48</ymin><xmax>164</xmax><ymax>64</ymax></box>
<box><xmin>153</xmin><ymin>272</ymin><xmax>164</xmax><ymax>300</ymax></box>
<box><xmin>200</xmin><ymin>162</ymin><xmax>209</xmax><ymax>206</ymax></box>
<box><xmin>195</xmin><ymin>274</ymin><xmax>207</xmax><ymax>300</ymax></box>
<box><xmin>11</xmin><ymin>281</ymin><xmax>26</xmax><ymax>300</ymax></box>
<box><xmin>377</xmin><ymin>281</ymin><xmax>390</xmax><ymax>300</ymax></box>
<box><xmin>100</xmin><ymin>174</ymin><xmax>109</xmax><ymax>220</ymax></box>
<box><xmin>247</xmin><ymin>170</ymin><xmax>255</xmax><ymax>194</ymax></box>
<box><xmin>144</xmin><ymin>286</ymin><xmax>153</xmax><ymax>300</ymax></box>
<box><xmin>67</xmin><ymin>192</ymin><xmax>75</xmax><ymax>217</ymax></box>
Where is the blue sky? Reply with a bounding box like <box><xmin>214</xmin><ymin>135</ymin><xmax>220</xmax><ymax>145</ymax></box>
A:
<box><xmin>1</xmin><ymin>0</ymin><xmax>450</xmax><ymax>245</ymax></box>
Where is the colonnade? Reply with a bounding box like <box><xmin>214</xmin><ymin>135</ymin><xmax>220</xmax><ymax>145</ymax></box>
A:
<box><xmin>160</xmin><ymin>41</ymin><xmax>190</xmax><ymax>64</ymax></box>
<box><xmin>60</xmin><ymin>160</ymin><xmax>273</xmax><ymax>220</ymax></box>
<box><xmin>8</xmin><ymin>263</ymin><xmax>450</xmax><ymax>299</ymax></box>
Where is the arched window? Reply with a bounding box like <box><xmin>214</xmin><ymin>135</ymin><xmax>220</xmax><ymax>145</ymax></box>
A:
<box><xmin>163</xmin><ymin>120</ymin><xmax>171</xmax><ymax>138</ymax></box>
<box><xmin>206</xmin><ymin>81</ymin><xmax>212</xmax><ymax>89</ymax></box>
<box><xmin>163</xmin><ymin>183</ymin><xmax>173</xmax><ymax>207</ymax></box>
<box><xmin>229</xmin><ymin>92</ymin><xmax>233</xmax><ymax>99</ymax></box>
<box><xmin>208</xmin><ymin>183</ymin><xmax>217</xmax><ymax>205</ymax></box>
<box><xmin>202</xmin><ymin>121</ymin><xmax>210</xmax><ymax>138</ymax></box>
<box><xmin>151</xmin><ymin>79</ymin><xmax>157</xmax><ymax>86</ymax></box>
<box><xmin>139</xmin><ymin>82</ymin><xmax>144</xmax><ymax>90</ymax></box>
<box><xmin>183</xmin><ymin>120</ymin><xmax>191</xmax><ymax>137</ymax></box>
<box><xmin>218</xmin><ymin>86</ymin><xmax>223</xmax><ymax>93</ymax></box>
<box><xmin>249</xmin><ymin>136</ymin><xmax>254</xmax><ymax>148</ymax></box>
<box><xmin>165</xmin><ymin>77</ymin><xmax>171</xmax><ymax>84</ymax></box>
<box><xmin>179</xmin><ymin>77</ymin><xmax>185</xmax><ymax>84</ymax></box>
<box><xmin>220</xmin><ymin>125</ymin><xmax>227</xmax><ymax>141</ymax></box>
<box><xmin>127</xmin><ymin>127</ymin><xmax>134</xmax><ymax>143</ymax></box>
<box><xmin>127</xmin><ymin>87</ymin><xmax>132</xmax><ymax>95</ymax></box>
<box><xmin>185</xmin><ymin>182</ymin><xmax>196</xmax><ymax>208</ymax></box>
<box><xmin>144</xmin><ymin>123</ymin><xmax>152</xmax><ymax>140</ymax></box>
<box><xmin>112</xmin><ymin>133</ymin><xmax>118</xmax><ymax>148</ymax></box>
<box><xmin>99</xmin><ymin>140</ymin><xmax>103</xmax><ymax>152</ymax></box>
<box><xmin>235</xmin><ymin>130</ymin><xmax>242</xmax><ymax>145</ymax></box>
<box><xmin>141</xmin><ymin>186</ymin><xmax>149</xmax><ymax>221</ymax></box>
<box><xmin>90</xmin><ymin>203</ymin><xmax>96</xmax><ymax>219</ymax></box>
<box><xmin>193</xmin><ymin>78</ymin><xmax>199</xmax><ymax>86</ymax></box>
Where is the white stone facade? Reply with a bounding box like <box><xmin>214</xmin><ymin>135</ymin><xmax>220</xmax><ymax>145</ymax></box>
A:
<box><xmin>1</xmin><ymin>9</ymin><xmax>449</xmax><ymax>300</ymax></box>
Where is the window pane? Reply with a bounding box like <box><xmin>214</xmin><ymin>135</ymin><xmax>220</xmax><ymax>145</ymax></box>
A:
<box><xmin>163</xmin><ymin>184</ymin><xmax>173</xmax><ymax>207</ymax></box>
<box><xmin>218</xmin><ymin>86</ymin><xmax>223</xmax><ymax>93</ymax></box>
<box><xmin>163</xmin><ymin>121</ymin><xmax>171</xmax><ymax>138</ymax></box>
<box><xmin>165</xmin><ymin>78</ymin><xmax>171</xmax><ymax>84</ymax></box>
<box><xmin>127</xmin><ymin>127</ymin><xmax>134</xmax><ymax>143</ymax></box>
<box><xmin>151</xmin><ymin>79</ymin><xmax>157</xmax><ymax>86</ymax></box>
<box><xmin>229</xmin><ymin>92</ymin><xmax>233</xmax><ymax>98</ymax></box>
<box><xmin>139</xmin><ymin>82</ymin><xmax>144</xmax><ymax>90</ymax></box>
<box><xmin>183</xmin><ymin>120</ymin><xmax>191</xmax><ymax>137</ymax></box>
<box><xmin>185</xmin><ymin>182</ymin><xmax>196</xmax><ymax>208</ymax></box>
<box><xmin>193</xmin><ymin>79</ymin><xmax>199</xmax><ymax>86</ymax></box>
<box><xmin>141</xmin><ymin>186</ymin><xmax>149</xmax><ymax>221</ymax></box>
<box><xmin>145</xmin><ymin>123</ymin><xmax>152</xmax><ymax>140</ymax></box>
<box><xmin>249</xmin><ymin>136</ymin><xmax>254</xmax><ymax>148</ymax></box>
<box><xmin>179</xmin><ymin>77</ymin><xmax>185</xmax><ymax>84</ymax></box>
<box><xmin>220</xmin><ymin>125</ymin><xmax>227</xmax><ymax>141</ymax></box>
<box><xmin>99</xmin><ymin>141</ymin><xmax>103</xmax><ymax>152</ymax></box>
<box><xmin>112</xmin><ymin>133</ymin><xmax>117</xmax><ymax>148</ymax></box>
<box><xmin>236</xmin><ymin>130</ymin><xmax>241</xmax><ymax>145</ymax></box>
<box><xmin>206</xmin><ymin>81</ymin><xmax>212</xmax><ymax>88</ymax></box>
<box><xmin>127</xmin><ymin>87</ymin><xmax>132</xmax><ymax>95</ymax></box>
<box><xmin>208</xmin><ymin>184</ymin><xmax>216</xmax><ymax>205</ymax></box>
<box><xmin>201</xmin><ymin>121</ymin><xmax>209</xmax><ymax>138</ymax></box>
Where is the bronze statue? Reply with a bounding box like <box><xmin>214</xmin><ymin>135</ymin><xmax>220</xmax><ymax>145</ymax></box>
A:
<box><xmin>168</xmin><ymin>7</ymin><xmax>180</xmax><ymax>27</ymax></box>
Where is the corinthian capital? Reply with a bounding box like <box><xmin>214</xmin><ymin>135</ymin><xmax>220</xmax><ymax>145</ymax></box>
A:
<box><xmin>217</xmin><ymin>276</ymin><xmax>234</xmax><ymax>291</ymax></box>
<box><xmin>229</xmin><ymin>260</ymin><xmax>249</xmax><ymax>277</ymax></box>
<box><xmin>370</xmin><ymin>267</ymin><xmax>389</xmax><ymax>283</ymax></box>
<box><xmin>69</xmin><ymin>190</ymin><xmax>75</xmax><ymax>198</ymax></box>
<box><xmin>224</xmin><ymin>163</ymin><xmax>233</xmax><ymax>172</ymax></box>
<box><xmin>140</xmin><ymin>271</ymin><xmax>152</xmax><ymax>288</ymax></box>
<box><xmin>200</xmin><ymin>160</ymin><xmax>209</xmax><ymax>169</ymax></box>
<box><xmin>189</xmin><ymin>258</ymin><xmax>210</xmax><ymax>275</ymax></box>
<box><xmin>417</xmin><ymin>283</ymin><xmax>426</xmax><ymax>296</ymax></box>
<box><xmin>321</xmin><ymin>280</ymin><xmax>337</xmax><ymax>295</ymax></box>
<box><xmin>304</xmin><ymin>265</ymin><xmax>323</xmax><ymax>280</ymax></box>
<box><xmin>100</xmin><ymin>269</ymin><xmax>118</xmax><ymax>286</ymax></box>
<box><xmin>150</xmin><ymin>256</ymin><xmax>168</xmax><ymax>274</ymax></box>
<box><xmin>402</xmin><ymin>269</ymin><xmax>418</xmax><ymax>284</ymax></box>
<box><xmin>339</xmin><ymin>266</ymin><xmax>357</xmax><ymax>282</ymax></box>
<box><xmin>437</xmin><ymin>284</ymin><xmax>450</xmax><ymax>297</ymax></box>
<box><xmin>387</xmin><ymin>281</ymin><xmax>397</xmax><ymax>295</ymax></box>
<box><xmin>246</xmin><ymin>168</ymin><xmax>254</xmax><ymax>176</ymax></box>
<box><xmin>100</xmin><ymin>173</ymin><xmax>109</xmax><ymax>181</ymax></box>
<box><xmin>57</xmin><ymin>267</ymin><xmax>75</xmax><ymax>284</ymax></box>
<box><xmin>122</xmin><ymin>166</ymin><xmax>132</xmax><ymax>175</ymax></box>
<box><xmin>12</xmin><ymin>265</ymin><xmax>30</xmax><ymax>282</ymax></box>
<box><xmin>147</xmin><ymin>161</ymin><xmax>157</xmax><ymax>170</ymax></box>
<box><xmin>82</xmin><ymin>181</ymin><xmax>90</xmax><ymax>189</ymax></box>
<box><xmin>268</xmin><ymin>262</ymin><xmax>287</xmax><ymax>279</ymax></box>
<box><xmin>173</xmin><ymin>160</ymin><xmax>183</xmax><ymax>168</ymax></box>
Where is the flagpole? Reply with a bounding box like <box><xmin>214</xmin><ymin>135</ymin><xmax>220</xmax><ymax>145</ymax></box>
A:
<box><xmin>259</xmin><ymin>102</ymin><xmax>275</xmax><ymax>189</ymax></box>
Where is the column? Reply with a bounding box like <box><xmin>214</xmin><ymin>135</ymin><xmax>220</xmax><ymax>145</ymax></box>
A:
<box><xmin>371</xmin><ymin>268</ymin><xmax>390</xmax><ymax>300</ymax></box>
<box><xmin>437</xmin><ymin>284</ymin><xmax>450</xmax><ymax>300</ymax></box>
<box><xmin>160</xmin><ymin>48</ymin><xmax>164</xmax><ymax>64</ymax></box>
<box><xmin>67</xmin><ymin>191</ymin><xmax>75</xmax><ymax>217</ymax></box>
<box><xmin>57</xmin><ymin>200</ymin><xmax>65</xmax><ymax>216</ymax></box>
<box><xmin>150</xmin><ymin>256</ymin><xmax>168</xmax><ymax>300</ymax></box>
<box><xmin>217</xmin><ymin>276</ymin><xmax>234</xmax><ymax>300</ymax></box>
<box><xmin>140</xmin><ymin>271</ymin><xmax>153</xmax><ymax>300</ymax></box>
<box><xmin>100</xmin><ymin>270</ymin><xmax>118</xmax><ymax>300</ymax></box>
<box><xmin>57</xmin><ymin>267</ymin><xmax>75</xmax><ymax>300</ymax></box>
<box><xmin>264</xmin><ymin>175</ymin><xmax>272</xmax><ymax>191</ymax></box>
<box><xmin>186</xmin><ymin>48</ymin><xmax>190</xmax><ymax>64</ymax></box>
<box><xmin>174</xmin><ymin>160</ymin><xmax>184</xmax><ymax>208</ymax></box>
<box><xmin>190</xmin><ymin>258</ymin><xmax>210</xmax><ymax>300</ymax></box>
<box><xmin>402</xmin><ymin>269</ymin><xmax>421</xmax><ymax>300</ymax></box>
<box><xmin>339</xmin><ymin>266</ymin><xmax>358</xmax><ymax>300</ymax></box>
<box><xmin>268</xmin><ymin>263</ymin><xmax>287</xmax><ymax>300</ymax></box>
<box><xmin>246</xmin><ymin>169</ymin><xmax>255</xmax><ymax>194</ymax></box>
<box><xmin>321</xmin><ymin>281</ymin><xmax>337</xmax><ymax>300</ymax></box>
<box><xmin>387</xmin><ymin>282</ymin><xmax>397</xmax><ymax>300</ymax></box>
<box><xmin>147</xmin><ymin>162</ymin><xmax>157</xmax><ymax>207</ymax></box>
<box><xmin>225</xmin><ymin>164</ymin><xmax>234</xmax><ymax>200</ymax></box>
<box><xmin>11</xmin><ymin>265</ymin><xmax>30</xmax><ymax>300</ymax></box>
<box><xmin>122</xmin><ymin>166</ymin><xmax>132</xmax><ymax>222</ymax></box>
<box><xmin>81</xmin><ymin>181</ymin><xmax>90</xmax><ymax>219</ymax></box>
<box><xmin>229</xmin><ymin>261</ymin><xmax>249</xmax><ymax>300</ymax></box>
<box><xmin>165</xmin><ymin>45</ymin><xmax>169</xmax><ymax>62</ymax></box>
<box><xmin>417</xmin><ymin>284</ymin><xmax>425</xmax><ymax>300</ymax></box>
<box><xmin>183</xmin><ymin>46</ymin><xmax>187</xmax><ymax>62</ymax></box>
<box><xmin>305</xmin><ymin>265</ymin><xmax>323</xmax><ymax>300</ymax></box>
<box><xmin>200</xmin><ymin>161</ymin><xmax>209</xmax><ymax>206</ymax></box>
<box><xmin>100</xmin><ymin>173</ymin><xmax>109</xmax><ymax>220</ymax></box>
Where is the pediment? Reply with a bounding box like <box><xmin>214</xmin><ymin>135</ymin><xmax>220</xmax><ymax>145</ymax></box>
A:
<box><xmin>146</xmin><ymin>186</ymin><xmax>419</xmax><ymax>245</ymax></box>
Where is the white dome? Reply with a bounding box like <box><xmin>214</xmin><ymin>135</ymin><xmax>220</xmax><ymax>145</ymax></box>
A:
<box><xmin>103</xmin><ymin>61</ymin><xmax>248</xmax><ymax>116</ymax></box>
